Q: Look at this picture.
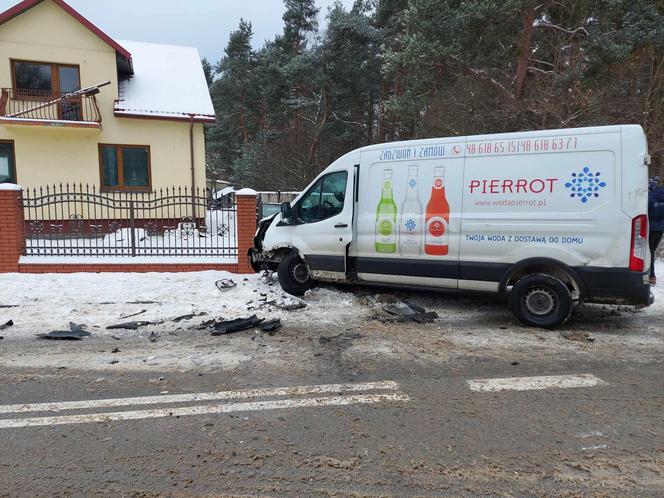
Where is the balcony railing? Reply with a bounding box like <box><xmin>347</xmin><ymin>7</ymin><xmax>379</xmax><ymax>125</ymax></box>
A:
<box><xmin>0</xmin><ymin>88</ymin><xmax>102</xmax><ymax>124</ymax></box>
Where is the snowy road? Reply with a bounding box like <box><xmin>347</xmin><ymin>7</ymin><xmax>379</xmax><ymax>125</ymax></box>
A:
<box><xmin>1</xmin><ymin>269</ymin><xmax>664</xmax><ymax>495</ymax></box>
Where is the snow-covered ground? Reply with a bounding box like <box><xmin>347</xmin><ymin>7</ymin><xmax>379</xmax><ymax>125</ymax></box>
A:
<box><xmin>0</xmin><ymin>271</ymin><xmax>357</xmax><ymax>337</ymax></box>
<box><xmin>1</xmin><ymin>264</ymin><xmax>664</xmax><ymax>372</ymax></box>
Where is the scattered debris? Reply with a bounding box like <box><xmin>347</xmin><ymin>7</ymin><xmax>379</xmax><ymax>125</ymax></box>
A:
<box><xmin>375</xmin><ymin>293</ymin><xmax>398</xmax><ymax>304</ymax></box>
<box><xmin>109</xmin><ymin>360</ymin><xmax>119</xmax><ymax>365</ymax></box>
<box><xmin>210</xmin><ymin>315</ymin><xmax>264</xmax><ymax>336</ymax></box>
<box><xmin>37</xmin><ymin>330</ymin><xmax>91</xmax><ymax>341</ymax></box>
<box><xmin>382</xmin><ymin>301</ymin><xmax>439</xmax><ymax>324</ymax></box>
<box><xmin>120</xmin><ymin>309</ymin><xmax>147</xmax><ymax>320</ymax></box>
<box><xmin>173</xmin><ymin>312</ymin><xmax>208</xmax><ymax>323</ymax></box>
<box><xmin>319</xmin><ymin>331</ymin><xmax>361</xmax><ymax>345</ymax></box>
<box><xmin>383</xmin><ymin>302</ymin><xmax>418</xmax><ymax>317</ymax></box>
<box><xmin>403</xmin><ymin>301</ymin><xmax>426</xmax><ymax>314</ymax></box>
<box><xmin>106</xmin><ymin>321</ymin><xmax>151</xmax><ymax>330</ymax></box>
<box><xmin>111</xmin><ymin>348</ymin><xmax>120</xmax><ymax>354</ymax></box>
<box><xmin>260</xmin><ymin>319</ymin><xmax>282</xmax><ymax>333</ymax></box>
<box><xmin>110</xmin><ymin>335</ymin><xmax>121</xmax><ymax>341</ymax></box>
<box><xmin>257</xmin><ymin>295</ymin><xmax>307</xmax><ymax>311</ymax></box>
<box><xmin>215</xmin><ymin>279</ymin><xmax>237</xmax><ymax>291</ymax></box>
<box><xmin>37</xmin><ymin>322</ymin><xmax>92</xmax><ymax>341</ymax></box>
<box><xmin>561</xmin><ymin>330</ymin><xmax>595</xmax><ymax>343</ymax></box>
<box><xmin>68</xmin><ymin>322</ymin><xmax>88</xmax><ymax>334</ymax></box>
<box><xmin>511</xmin><ymin>361</ymin><xmax>520</xmax><ymax>366</ymax></box>
<box><xmin>0</xmin><ymin>320</ymin><xmax>14</xmax><ymax>331</ymax></box>
<box><xmin>408</xmin><ymin>312</ymin><xmax>439</xmax><ymax>324</ymax></box>
<box><xmin>148</xmin><ymin>332</ymin><xmax>159</xmax><ymax>343</ymax></box>
<box><xmin>0</xmin><ymin>304</ymin><xmax>18</xmax><ymax>309</ymax></box>
<box><xmin>126</xmin><ymin>300</ymin><xmax>160</xmax><ymax>305</ymax></box>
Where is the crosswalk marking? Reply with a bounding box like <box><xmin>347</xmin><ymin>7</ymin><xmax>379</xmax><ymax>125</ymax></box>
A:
<box><xmin>467</xmin><ymin>374</ymin><xmax>606</xmax><ymax>393</ymax></box>
<box><xmin>0</xmin><ymin>393</ymin><xmax>409</xmax><ymax>429</ymax></box>
<box><xmin>0</xmin><ymin>380</ymin><xmax>400</xmax><ymax>415</ymax></box>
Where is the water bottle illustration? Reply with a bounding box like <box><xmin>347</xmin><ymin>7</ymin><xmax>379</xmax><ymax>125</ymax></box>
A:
<box><xmin>399</xmin><ymin>165</ymin><xmax>423</xmax><ymax>256</ymax></box>
<box><xmin>424</xmin><ymin>166</ymin><xmax>450</xmax><ymax>256</ymax></box>
<box><xmin>375</xmin><ymin>168</ymin><xmax>397</xmax><ymax>253</ymax></box>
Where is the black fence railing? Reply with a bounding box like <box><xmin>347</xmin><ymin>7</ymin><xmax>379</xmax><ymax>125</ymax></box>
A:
<box><xmin>22</xmin><ymin>184</ymin><xmax>237</xmax><ymax>258</ymax></box>
<box><xmin>0</xmin><ymin>88</ymin><xmax>102</xmax><ymax>123</ymax></box>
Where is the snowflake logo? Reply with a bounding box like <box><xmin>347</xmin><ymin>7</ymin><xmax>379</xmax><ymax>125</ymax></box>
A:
<box><xmin>408</xmin><ymin>179</ymin><xmax>417</xmax><ymax>189</ymax></box>
<box><xmin>405</xmin><ymin>218</ymin><xmax>417</xmax><ymax>231</ymax></box>
<box><xmin>565</xmin><ymin>167</ymin><xmax>607</xmax><ymax>203</ymax></box>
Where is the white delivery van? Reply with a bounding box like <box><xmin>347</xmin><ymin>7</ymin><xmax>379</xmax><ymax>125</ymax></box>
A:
<box><xmin>250</xmin><ymin>125</ymin><xmax>653</xmax><ymax>327</ymax></box>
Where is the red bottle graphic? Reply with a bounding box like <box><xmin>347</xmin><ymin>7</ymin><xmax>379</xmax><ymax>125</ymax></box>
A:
<box><xmin>425</xmin><ymin>166</ymin><xmax>450</xmax><ymax>255</ymax></box>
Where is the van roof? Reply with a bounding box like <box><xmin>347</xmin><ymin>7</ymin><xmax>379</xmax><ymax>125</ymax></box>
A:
<box><xmin>353</xmin><ymin>124</ymin><xmax>641</xmax><ymax>155</ymax></box>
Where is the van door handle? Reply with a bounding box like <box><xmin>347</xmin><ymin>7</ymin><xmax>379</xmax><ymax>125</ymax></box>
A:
<box><xmin>335</xmin><ymin>223</ymin><xmax>348</xmax><ymax>228</ymax></box>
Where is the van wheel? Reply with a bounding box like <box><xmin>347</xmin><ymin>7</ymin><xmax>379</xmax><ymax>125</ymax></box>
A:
<box><xmin>510</xmin><ymin>274</ymin><xmax>573</xmax><ymax>328</ymax></box>
<box><xmin>278</xmin><ymin>253</ymin><xmax>315</xmax><ymax>296</ymax></box>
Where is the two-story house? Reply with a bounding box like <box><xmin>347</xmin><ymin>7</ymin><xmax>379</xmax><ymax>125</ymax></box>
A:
<box><xmin>0</xmin><ymin>0</ymin><xmax>215</xmax><ymax>193</ymax></box>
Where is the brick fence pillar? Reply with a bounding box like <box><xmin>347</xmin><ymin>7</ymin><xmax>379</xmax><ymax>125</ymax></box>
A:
<box><xmin>235</xmin><ymin>189</ymin><xmax>258</xmax><ymax>274</ymax></box>
<box><xmin>0</xmin><ymin>185</ymin><xmax>25</xmax><ymax>273</ymax></box>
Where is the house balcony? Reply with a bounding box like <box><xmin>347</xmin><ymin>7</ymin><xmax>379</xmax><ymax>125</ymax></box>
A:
<box><xmin>0</xmin><ymin>88</ymin><xmax>103</xmax><ymax>129</ymax></box>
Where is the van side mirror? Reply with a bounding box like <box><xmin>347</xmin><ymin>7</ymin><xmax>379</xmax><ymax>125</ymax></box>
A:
<box><xmin>280</xmin><ymin>202</ymin><xmax>294</xmax><ymax>220</ymax></box>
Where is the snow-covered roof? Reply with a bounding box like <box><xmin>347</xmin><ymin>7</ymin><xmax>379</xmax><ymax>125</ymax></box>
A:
<box><xmin>212</xmin><ymin>186</ymin><xmax>235</xmax><ymax>199</ymax></box>
<box><xmin>114</xmin><ymin>40</ymin><xmax>215</xmax><ymax>123</ymax></box>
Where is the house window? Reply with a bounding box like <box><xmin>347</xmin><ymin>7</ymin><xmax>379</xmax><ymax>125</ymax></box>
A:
<box><xmin>0</xmin><ymin>141</ymin><xmax>16</xmax><ymax>184</ymax></box>
<box><xmin>12</xmin><ymin>60</ymin><xmax>81</xmax><ymax>95</ymax></box>
<box><xmin>99</xmin><ymin>144</ymin><xmax>151</xmax><ymax>191</ymax></box>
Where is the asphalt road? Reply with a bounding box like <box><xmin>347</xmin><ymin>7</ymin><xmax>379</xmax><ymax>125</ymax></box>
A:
<box><xmin>1</xmin><ymin>332</ymin><xmax>663</xmax><ymax>497</ymax></box>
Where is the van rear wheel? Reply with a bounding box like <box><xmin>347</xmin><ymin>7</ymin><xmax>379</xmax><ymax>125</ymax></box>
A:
<box><xmin>278</xmin><ymin>253</ymin><xmax>315</xmax><ymax>296</ymax></box>
<box><xmin>510</xmin><ymin>273</ymin><xmax>573</xmax><ymax>328</ymax></box>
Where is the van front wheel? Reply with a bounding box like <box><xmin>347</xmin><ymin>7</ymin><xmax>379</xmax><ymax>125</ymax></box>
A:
<box><xmin>510</xmin><ymin>274</ymin><xmax>573</xmax><ymax>328</ymax></box>
<box><xmin>278</xmin><ymin>253</ymin><xmax>315</xmax><ymax>296</ymax></box>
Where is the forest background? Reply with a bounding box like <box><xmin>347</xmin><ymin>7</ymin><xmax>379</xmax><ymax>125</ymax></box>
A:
<box><xmin>204</xmin><ymin>0</ymin><xmax>664</xmax><ymax>190</ymax></box>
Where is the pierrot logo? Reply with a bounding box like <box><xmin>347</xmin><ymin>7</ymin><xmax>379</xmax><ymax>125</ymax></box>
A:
<box><xmin>565</xmin><ymin>167</ymin><xmax>607</xmax><ymax>203</ymax></box>
<box><xmin>405</xmin><ymin>218</ymin><xmax>417</xmax><ymax>232</ymax></box>
<box><xmin>434</xmin><ymin>178</ymin><xmax>443</xmax><ymax>189</ymax></box>
<box><xmin>452</xmin><ymin>145</ymin><xmax>461</xmax><ymax>155</ymax></box>
<box><xmin>408</xmin><ymin>178</ymin><xmax>417</xmax><ymax>189</ymax></box>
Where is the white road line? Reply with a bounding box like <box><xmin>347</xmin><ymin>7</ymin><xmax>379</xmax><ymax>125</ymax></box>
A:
<box><xmin>0</xmin><ymin>380</ymin><xmax>400</xmax><ymax>415</ymax></box>
<box><xmin>467</xmin><ymin>374</ymin><xmax>606</xmax><ymax>393</ymax></box>
<box><xmin>0</xmin><ymin>393</ymin><xmax>410</xmax><ymax>429</ymax></box>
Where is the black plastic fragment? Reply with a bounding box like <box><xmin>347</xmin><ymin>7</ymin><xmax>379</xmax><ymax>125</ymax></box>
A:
<box><xmin>211</xmin><ymin>315</ymin><xmax>264</xmax><ymax>335</ymax></box>
<box><xmin>173</xmin><ymin>312</ymin><xmax>207</xmax><ymax>323</ymax></box>
<box><xmin>0</xmin><ymin>320</ymin><xmax>13</xmax><ymax>331</ymax></box>
<box><xmin>107</xmin><ymin>321</ymin><xmax>151</xmax><ymax>330</ymax></box>
<box><xmin>37</xmin><ymin>330</ymin><xmax>91</xmax><ymax>340</ymax></box>
<box><xmin>260</xmin><ymin>319</ymin><xmax>282</xmax><ymax>333</ymax></box>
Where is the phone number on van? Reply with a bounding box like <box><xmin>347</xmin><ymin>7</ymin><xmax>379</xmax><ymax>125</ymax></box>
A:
<box><xmin>466</xmin><ymin>137</ymin><xmax>579</xmax><ymax>156</ymax></box>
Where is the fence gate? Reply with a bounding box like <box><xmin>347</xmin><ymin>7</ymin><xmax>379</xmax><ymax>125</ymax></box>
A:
<box><xmin>22</xmin><ymin>184</ymin><xmax>238</xmax><ymax>259</ymax></box>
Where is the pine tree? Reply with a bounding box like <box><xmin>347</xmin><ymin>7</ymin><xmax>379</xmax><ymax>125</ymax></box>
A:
<box><xmin>282</xmin><ymin>0</ymin><xmax>320</xmax><ymax>54</ymax></box>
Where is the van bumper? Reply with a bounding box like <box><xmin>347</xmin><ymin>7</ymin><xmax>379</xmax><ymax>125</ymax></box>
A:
<box><xmin>575</xmin><ymin>267</ymin><xmax>653</xmax><ymax>306</ymax></box>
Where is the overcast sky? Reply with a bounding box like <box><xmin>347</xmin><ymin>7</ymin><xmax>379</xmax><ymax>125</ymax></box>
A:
<box><xmin>0</xmin><ymin>0</ymin><xmax>355</xmax><ymax>62</ymax></box>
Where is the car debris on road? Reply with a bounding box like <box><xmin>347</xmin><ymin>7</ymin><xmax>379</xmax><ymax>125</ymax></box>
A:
<box><xmin>107</xmin><ymin>321</ymin><xmax>151</xmax><ymax>331</ymax></box>
<box><xmin>382</xmin><ymin>301</ymin><xmax>439</xmax><ymax>324</ymax></box>
<box><xmin>37</xmin><ymin>322</ymin><xmax>92</xmax><ymax>341</ymax></box>
<box><xmin>215</xmin><ymin>279</ymin><xmax>237</xmax><ymax>291</ymax></box>
<box><xmin>209</xmin><ymin>315</ymin><xmax>265</xmax><ymax>336</ymax></box>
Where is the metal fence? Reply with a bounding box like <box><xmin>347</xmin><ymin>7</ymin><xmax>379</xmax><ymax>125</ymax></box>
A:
<box><xmin>22</xmin><ymin>184</ymin><xmax>237</xmax><ymax>258</ymax></box>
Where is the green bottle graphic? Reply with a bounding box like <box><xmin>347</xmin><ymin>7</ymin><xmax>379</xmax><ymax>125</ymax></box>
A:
<box><xmin>375</xmin><ymin>168</ymin><xmax>397</xmax><ymax>253</ymax></box>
